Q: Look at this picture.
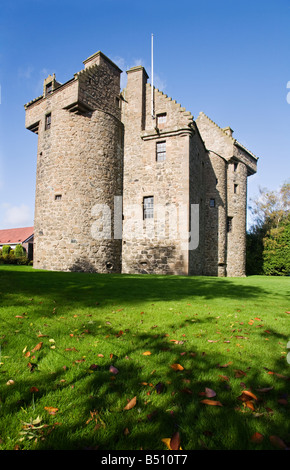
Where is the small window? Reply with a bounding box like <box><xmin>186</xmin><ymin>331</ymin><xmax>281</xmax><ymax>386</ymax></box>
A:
<box><xmin>157</xmin><ymin>113</ymin><xmax>167</xmax><ymax>128</ymax></box>
<box><xmin>209</xmin><ymin>198</ymin><xmax>215</xmax><ymax>208</ymax></box>
<box><xmin>55</xmin><ymin>194</ymin><xmax>62</xmax><ymax>201</ymax></box>
<box><xmin>227</xmin><ymin>217</ymin><xmax>233</xmax><ymax>232</ymax></box>
<box><xmin>143</xmin><ymin>196</ymin><xmax>154</xmax><ymax>219</ymax></box>
<box><xmin>45</xmin><ymin>113</ymin><xmax>51</xmax><ymax>130</ymax></box>
<box><xmin>46</xmin><ymin>82</ymin><xmax>52</xmax><ymax>95</ymax></box>
<box><xmin>234</xmin><ymin>162</ymin><xmax>238</xmax><ymax>172</ymax></box>
<box><xmin>156</xmin><ymin>141</ymin><xmax>166</xmax><ymax>162</ymax></box>
<box><xmin>234</xmin><ymin>184</ymin><xmax>239</xmax><ymax>194</ymax></box>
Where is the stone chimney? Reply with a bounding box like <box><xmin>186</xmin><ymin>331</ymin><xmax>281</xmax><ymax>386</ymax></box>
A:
<box><xmin>124</xmin><ymin>65</ymin><xmax>148</xmax><ymax>131</ymax></box>
<box><xmin>223</xmin><ymin>126</ymin><xmax>234</xmax><ymax>137</ymax></box>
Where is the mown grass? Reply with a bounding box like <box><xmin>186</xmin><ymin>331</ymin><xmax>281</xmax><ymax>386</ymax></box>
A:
<box><xmin>0</xmin><ymin>265</ymin><xmax>289</xmax><ymax>451</ymax></box>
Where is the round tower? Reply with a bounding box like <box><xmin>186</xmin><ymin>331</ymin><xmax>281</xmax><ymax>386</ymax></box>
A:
<box><xmin>25</xmin><ymin>52</ymin><xmax>124</xmax><ymax>272</ymax></box>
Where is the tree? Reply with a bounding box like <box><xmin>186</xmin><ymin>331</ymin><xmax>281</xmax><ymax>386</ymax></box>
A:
<box><xmin>247</xmin><ymin>182</ymin><xmax>290</xmax><ymax>275</ymax></box>
<box><xmin>14</xmin><ymin>244</ymin><xmax>24</xmax><ymax>258</ymax></box>
<box><xmin>249</xmin><ymin>182</ymin><xmax>290</xmax><ymax>231</ymax></box>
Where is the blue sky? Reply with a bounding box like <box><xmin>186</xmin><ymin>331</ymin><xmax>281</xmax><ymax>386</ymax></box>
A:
<box><xmin>0</xmin><ymin>0</ymin><xmax>289</xmax><ymax>230</ymax></box>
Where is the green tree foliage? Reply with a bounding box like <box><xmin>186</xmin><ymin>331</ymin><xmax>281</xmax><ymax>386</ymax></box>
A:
<box><xmin>247</xmin><ymin>182</ymin><xmax>290</xmax><ymax>275</ymax></box>
<box><xmin>14</xmin><ymin>244</ymin><xmax>24</xmax><ymax>258</ymax></box>
<box><xmin>2</xmin><ymin>245</ymin><xmax>11</xmax><ymax>255</ymax></box>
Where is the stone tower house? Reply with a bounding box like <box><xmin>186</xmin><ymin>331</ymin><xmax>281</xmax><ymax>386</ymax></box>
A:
<box><xmin>25</xmin><ymin>51</ymin><xmax>257</xmax><ymax>276</ymax></box>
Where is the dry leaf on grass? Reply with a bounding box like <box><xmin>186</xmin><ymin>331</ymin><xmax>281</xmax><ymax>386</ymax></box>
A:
<box><xmin>44</xmin><ymin>406</ymin><xmax>58</xmax><ymax>415</ymax></box>
<box><xmin>124</xmin><ymin>396</ymin><xmax>137</xmax><ymax>410</ymax></box>
<box><xmin>32</xmin><ymin>342</ymin><xmax>43</xmax><ymax>352</ymax></box>
<box><xmin>162</xmin><ymin>432</ymin><xmax>182</xmax><ymax>450</ymax></box>
<box><xmin>170</xmin><ymin>364</ymin><xmax>184</xmax><ymax>371</ymax></box>
<box><xmin>200</xmin><ymin>399</ymin><xmax>223</xmax><ymax>407</ymax></box>
<box><xmin>251</xmin><ymin>432</ymin><xmax>264</xmax><ymax>443</ymax></box>
<box><xmin>238</xmin><ymin>390</ymin><xmax>258</xmax><ymax>402</ymax></box>
<box><xmin>269</xmin><ymin>435</ymin><xmax>288</xmax><ymax>450</ymax></box>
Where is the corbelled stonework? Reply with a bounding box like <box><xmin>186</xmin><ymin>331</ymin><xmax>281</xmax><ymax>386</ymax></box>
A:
<box><xmin>25</xmin><ymin>51</ymin><xmax>258</xmax><ymax>276</ymax></box>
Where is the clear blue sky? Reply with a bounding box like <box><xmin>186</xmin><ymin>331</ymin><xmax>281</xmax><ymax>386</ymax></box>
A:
<box><xmin>0</xmin><ymin>0</ymin><xmax>289</xmax><ymax>229</ymax></box>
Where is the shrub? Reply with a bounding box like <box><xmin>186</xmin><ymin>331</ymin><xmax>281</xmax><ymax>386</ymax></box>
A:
<box><xmin>14</xmin><ymin>244</ymin><xmax>24</xmax><ymax>258</ymax></box>
<box><xmin>2</xmin><ymin>245</ymin><xmax>11</xmax><ymax>255</ymax></box>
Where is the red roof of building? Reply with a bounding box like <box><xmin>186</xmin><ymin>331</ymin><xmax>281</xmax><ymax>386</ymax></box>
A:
<box><xmin>0</xmin><ymin>227</ymin><xmax>34</xmax><ymax>244</ymax></box>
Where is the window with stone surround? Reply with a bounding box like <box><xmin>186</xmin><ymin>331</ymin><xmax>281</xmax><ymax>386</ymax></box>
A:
<box><xmin>143</xmin><ymin>196</ymin><xmax>154</xmax><ymax>219</ymax></box>
<box><xmin>55</xmin><ymin>194</ymin><xmax>62</xmax><ymax>201</ymax></box>
<box><xmin>234</xmin><ymin>184</ymin><xmax>239</xmax><ymax>194</ymax></box>
<box><xmin>156</xmin><ymin>141</ymin><xmax>166</xmax><ymax>162</ymax></box>
<box><xmin>45</xmin><ymin>113</ymin><xmax>51</xmax><ymax>130</ymax></box>
<box><xmin>156</xmin><ymin>113</ymin><xmax>167</xmax><ymax>129</ymax></box>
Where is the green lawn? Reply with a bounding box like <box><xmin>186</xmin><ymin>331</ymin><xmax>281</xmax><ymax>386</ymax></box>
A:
<box><xmin>0</xmin><ymin>265</ymin><xmax>289</xmax><ymax>450</ymax></box>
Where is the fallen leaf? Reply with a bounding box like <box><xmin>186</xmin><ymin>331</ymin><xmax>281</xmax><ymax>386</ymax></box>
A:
<box><xmin>181</xmin><ymin>388</ymin><xmax>193</xmax><ymax>394</ymax></box>
<box><xmin>109</xmin><ymin>365</ymin><xmax>119</xmax><ymax>375</ymax></box>
<box><xmin>238</xmin><ymin>390</ymin><xmax>258</xmax><ymax>402</ymax></box>
<box><xmin>200</xmin><ymin>399</ymin><xmax>223</xmax><ymax>407</ymax></box>
<box><xmin>205</xmin><ymin>387</ymin><xmax>216</xmax><ymax>398</ymax></box>
<box><xmin>6</xmin><ymin>379</ymin><xmax>15</xmax><ymax>386</ymax></box>
<box><xmin>142</xmin><ymin>351</ymin><xmax>152</xmax><ymax>356</ymax></box>
<box><xmin>44</xmin><ymin>406</ymin><xmax>58</xmax><ymax>415</ymax></box>
<box><xmin>161</xmin><ymin>438</ymin><xmax>172</xmax><ymax>450</ymax></box>
<box><xmin>278</xmin><ymin>398</ymin><xmax>288</xmax><ymax>405</ymax></box>
<box><xmin>269</xmin><ymin>435</ymin><xmax>287</xmax><ymax>450</ymax></box>
<box><xmin>32</xmin><ymin>342</ymin><xmax>43</xmax><ymax>352</ymax></box>
<box><xmin>217</xmin><ymin>361</ymin><xmax>232</xmax><ymax>368</ymax></box>
<box><xmin>218</xmin><ymin>375</ymin><xmax>229</xmax><ymax>381</ymax></box>
<box><xmin>245</xmin><ymin>401</ymin><xmax>255</xmax><ymax>411</ymax></box>
<box><xmin>170</xmin><ymin>364</ymin><xmax>184</xmax><ymax>371</ymax></box>
<box><xmin>162</xmin><ymin>432</ymin><xmax>182</xmax><ymax>450</ymax></box>
<box><xmin>170</xmin><ymin>431</ymin><xmax>181</xmax><ymax>450</ymax></box>
<box><xmin>234</xmin><ymin>369</ymin><xmax>247</xmax><ymax>378</ymax></box>
<box><xmin>124</xmin><ymin>396</ymin><xmax>137</xmax><ymax>410</ymax></box>
<box><xmin>256</xmin><ymin>386</ymin><xmax>273</xmax><ymax>393</ymax></box>
<box><xmin>251</xmin><ymin>432</ymin><xmax>264</xmax><ymax>443</ymax></box>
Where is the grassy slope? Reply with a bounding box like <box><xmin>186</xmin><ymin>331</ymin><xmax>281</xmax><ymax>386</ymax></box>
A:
<box><xmin>0</xmin><ymin>266</ymin><xmax>289</xmax><ymax>450</ymax></box>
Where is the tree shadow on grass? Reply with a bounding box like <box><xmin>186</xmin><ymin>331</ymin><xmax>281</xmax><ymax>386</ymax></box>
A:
<box><xmin>0</xmin><ymin>268</ymin><xmax>289</xmax><ymax>450</ymax></box>
<box><xmin>1</xmin><ymin>319</ymin><xmax>289</xmax><ymax>451</ymax></box>
<box><xmin>0</xmin><ymin>268</ymin><xmax>277</xmax><ymax>314</ymax></box>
